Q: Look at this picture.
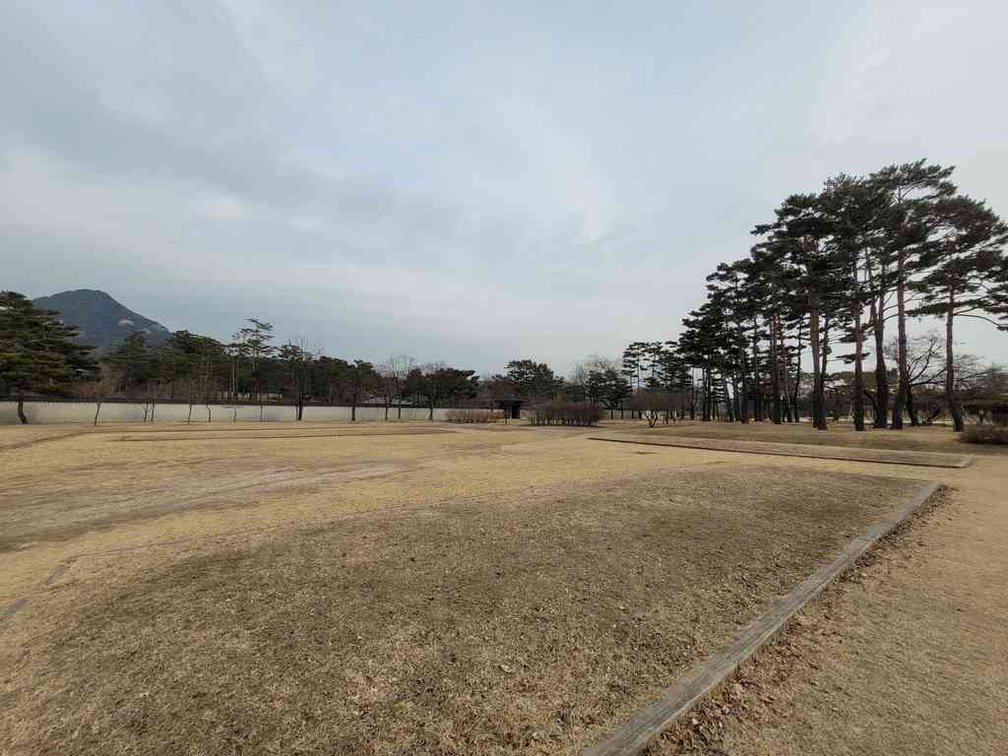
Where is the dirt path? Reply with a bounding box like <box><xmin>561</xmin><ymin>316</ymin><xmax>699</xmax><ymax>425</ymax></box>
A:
<box><xmin>648</xmin><ymin>448</ymin><xmax>1008</xmax><ymax>755</ymax></box>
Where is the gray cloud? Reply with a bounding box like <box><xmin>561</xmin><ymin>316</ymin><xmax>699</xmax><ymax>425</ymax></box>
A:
<box><xmin>3</xmin><ymin>0</ymin><xmax>1007</xmax><ymax>373</ymax></box>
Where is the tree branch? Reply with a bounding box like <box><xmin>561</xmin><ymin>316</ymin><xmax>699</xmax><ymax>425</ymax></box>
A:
<box><xmin>957</xmin><ymin>313</ymin><xmax>1005</xmax><ymax>327</ymax></box>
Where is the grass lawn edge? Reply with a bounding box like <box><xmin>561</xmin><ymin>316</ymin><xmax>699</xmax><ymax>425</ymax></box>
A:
<box><xmin>589</xmin><ymin>435</ymin><xmax>975</xmax><ymax>469</ymax></box>
<box><xmin>581</xmin><ymin>479</ymin><xmax>943</xmax><ymax>756</ymax></box>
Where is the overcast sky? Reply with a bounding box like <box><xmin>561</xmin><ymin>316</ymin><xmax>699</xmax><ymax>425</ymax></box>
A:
<box><xmin>3</xmin><ymin>0</ymin><xmax>1006</xmax><ymax>375</ymax></box>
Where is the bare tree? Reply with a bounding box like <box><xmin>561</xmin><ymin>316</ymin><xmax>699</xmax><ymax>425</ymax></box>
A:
<box><xmin>378</xmin><ymin>355</ymin><xmax>415</xmax><ymax>420</ymax></box>
<box><xmin>628</xmin><ymin>390</ymin><xmax>677</xmax><ymax>427</ymax></box>
<box><xmin>77</xmin><ymin>373</ymin><xmax>114</xmax><ymax>426</ymax></box>
<box><xmin>884</xmin><ymin>333</ymin><xmax>942</xmax><ymax>426</ymax></box>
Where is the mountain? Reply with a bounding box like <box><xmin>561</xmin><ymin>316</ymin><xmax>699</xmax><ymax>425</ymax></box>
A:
<box><xmin>32</xmin><ymin>289</ymin><xmax>172</xmax><ymax>353</ymax></box>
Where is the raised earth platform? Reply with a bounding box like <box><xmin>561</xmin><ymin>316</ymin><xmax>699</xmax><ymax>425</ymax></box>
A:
<box><xmin>590</xmin><ymin>433</ymin><xmax>975</xmax><ymax>468</ymax></box>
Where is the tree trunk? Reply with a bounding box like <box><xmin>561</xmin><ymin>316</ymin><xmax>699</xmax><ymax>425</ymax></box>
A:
<box><xmin>820</xmin><ymin>316</ymin><xmax>830</xmax><ymax>383</ymax></box>
<box><xmin>853</xmin><ymin>308</ymin><xmax>865</xmax><ymax>431</ymax></box>
<box><xmin>428</xmin><ymin>400</ymin><xmax>434</xmax><ymax>421</ymax></box>
<box><xmin>351</xmin><ymin>399</ymin><xmax>357</xmax><ymax>422</ymax></box>
<box><xmin>778</xmin><ymin>319</ymin><xmax>790</xmax><ymax>423</ymax></box>
<box><xmin>739</xmin><ymin>346</ymin><xmax>750</xmax><ymax>423</ymax></box>
<box><xmin>751</xmin><ymin>318</ymin><xmax>762</xmax><ymax>422</ymax></box>
<box><xmin>945</xmin><ymin>298</ymin><xmax>964</xmax><ymax>432</ymax></box>
<box><xmin>769</xmin><ymin>313</ymin><xmax>781</xmax><ymax>424</ymax></box>
<box><xmin>16</xmin><ymin>395</ymin><xmax>28</xmax><ymax>425</ymax></box>
<box><xmin>850</xmin><ymin>255</ymin><xmax>865</xmax><ymax>430</ymax></box>
<box><xmin>871</xmin><ymin>293</ymin><xmax>888</xmax><ymax>428</ymax></box>
<box><xmin>819</xmin><ymin>315</ymin><xmax>830</xmax><ymax>428</ymax></box>
<box><xmin>397</xmin><ymin>399</ymin><xmax>402</xmax><ymax>420</ymax></box>
<box><xmin>790</xmin><ymin>323</ymin><xmax>802</xmax><ymax>423</ymax></box>
<box><xmin>892</xmin><ymin>254</ymin><xmax>908</xmax><ymax>430</ymax></box>
<box><xmin>808</xmin><ymin>292</ymin><xmax>826</xmax><ymax>430</ymax></box>
<box><xmin>93</xmin><ymin>401</ymin><xmax>102</xmax><ymax>427</ymax></box>
<box><xmin>704</xmin><ymin>369</ymin><xmax>713</xmax><ymax>421</ymax></box>
<box><xmin>732</xmin><ymin>371</ymin><xmax>741</xmax><ymax>423</ymax></box>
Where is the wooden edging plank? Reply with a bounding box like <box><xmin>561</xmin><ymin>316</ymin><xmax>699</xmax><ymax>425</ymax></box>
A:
<box><xmin>589</xmin><ymin>435</ymin><xmax>975</xmax><ymax>469</ymax></box>
<box><xmin>582</xmin><ymin>479</ymin><xmax>942</xmax><ymax>756</ymax></box>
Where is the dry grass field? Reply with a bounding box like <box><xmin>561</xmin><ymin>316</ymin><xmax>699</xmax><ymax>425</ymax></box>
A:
<box><xmin>0</xmin><ymin>420</ymin><xmax>1003</xmax><ymax>755</ymax></box>
<box><xmin>625</xmin><ymin>418</ymin><xmax>1003</xmax><ymax>455</ymax></box>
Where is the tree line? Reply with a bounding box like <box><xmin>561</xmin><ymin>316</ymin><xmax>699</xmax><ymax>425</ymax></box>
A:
<box><xmin>621</xmin><ymin>160</ymin><xmax>1008</xmax><ymax>431</ymax></box>
<box><xmin>1</xmin><ymin>291</ymin><xmax>637</xmax><ymax>424</ymax></box>
<box><xmin>95</xmin><ymin>322</ymin><xmax>485</xmax><ymax>423</ymax></box>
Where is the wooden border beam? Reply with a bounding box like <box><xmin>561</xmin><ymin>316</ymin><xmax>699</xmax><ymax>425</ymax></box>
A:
<box><xmin>582</xmin><ymin>480</ymin><xmax>942</xmax><ymax>756</ymax></box>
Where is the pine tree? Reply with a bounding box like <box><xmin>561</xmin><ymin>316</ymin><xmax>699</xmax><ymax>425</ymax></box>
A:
<box><xmin>870</xmin><ymin>161</ymin><xmax>956</xmax><ymax>429</ymax></box>
<box><xmin>912</xmin><ymin>196</ymin><xmax>1008</xmax><ymax>430</ymax></box>
<box><xmin>819</xmin><ymin>174</ymin><xmax>886</xmax><ymax>431</ymax></box>
<box><xmin>0</xmin><ymin>291</ymin><xmax>97</xmax><ymax>424</ymax></box>
<box><xmin>756</xmin><ymin>194</ymin><xmax>837</xmax><ymax>429</ymax></box>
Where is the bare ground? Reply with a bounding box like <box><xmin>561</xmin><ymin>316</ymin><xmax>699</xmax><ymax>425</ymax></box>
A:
<box><xmin>0</xmin><ymin>422</ymin><xmax>923</xmax><ymax>755</ymax></box>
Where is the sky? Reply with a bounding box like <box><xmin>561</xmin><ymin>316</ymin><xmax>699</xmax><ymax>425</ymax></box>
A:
<box><xmin>2</xmin><ymin>0</ymin><xmax>1006</xmax><ymax>376</ymax></box>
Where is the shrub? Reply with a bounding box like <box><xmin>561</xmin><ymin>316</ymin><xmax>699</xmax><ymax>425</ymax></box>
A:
<box><xmin>626</xmin><ymin>390</ymin><xmax>677</xmax><ymax>427</ymax></box>
<box><xmin>445</xmin><ymin>408</ymin><xmax>502</xmax><ymax>424</ymax></box>
<box><xmin>528</xmin><ymin>400</ymin><xmax>601</xmax><ymax>427</ymax></box>
<box><xmin>961</xmin><ymin>425</ymin><xmax>1008</xmax><ymax>445</ymax></box>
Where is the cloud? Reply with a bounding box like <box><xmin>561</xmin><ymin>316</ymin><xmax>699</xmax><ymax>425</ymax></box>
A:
<box><xmin>2</xmin><ymin>0</ymin><xmax>1007</xmax><ymax>374</ymax></box>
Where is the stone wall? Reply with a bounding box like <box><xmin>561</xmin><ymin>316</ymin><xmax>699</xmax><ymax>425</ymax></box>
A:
<box><xmin>0</xmin><ymin>401</ymin><xmax>448</xmax><ymax>425</ymax></box>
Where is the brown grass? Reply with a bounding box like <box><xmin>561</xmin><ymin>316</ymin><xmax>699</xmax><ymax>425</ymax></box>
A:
<box><xmin>0</xmin><ymin>423</ymin><xmax>923</xmax><ymax>755</ymax></box>
<box><xmin>0</xmin><ymin>426</ymin><xmax>91</xmax><ymax>451</ymax></box>
<box><xmin>642</xmin><ymin>449</ymin><xmax>1008</xmax><ymax>755</ymax></box>
<box><xmin>594</xmin><ymin>434</ymin><xmax>974</xmax><ymax>468</ymax></box>
<box><xmin>625</xmin><ymin>419</ymin><xmax>1008</xmax><ymax>456</ymax></box>
<box><xmin>961</xmin><ymin>424</ymin><xmax>1008</xmax><ymax>444</ymax></box>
